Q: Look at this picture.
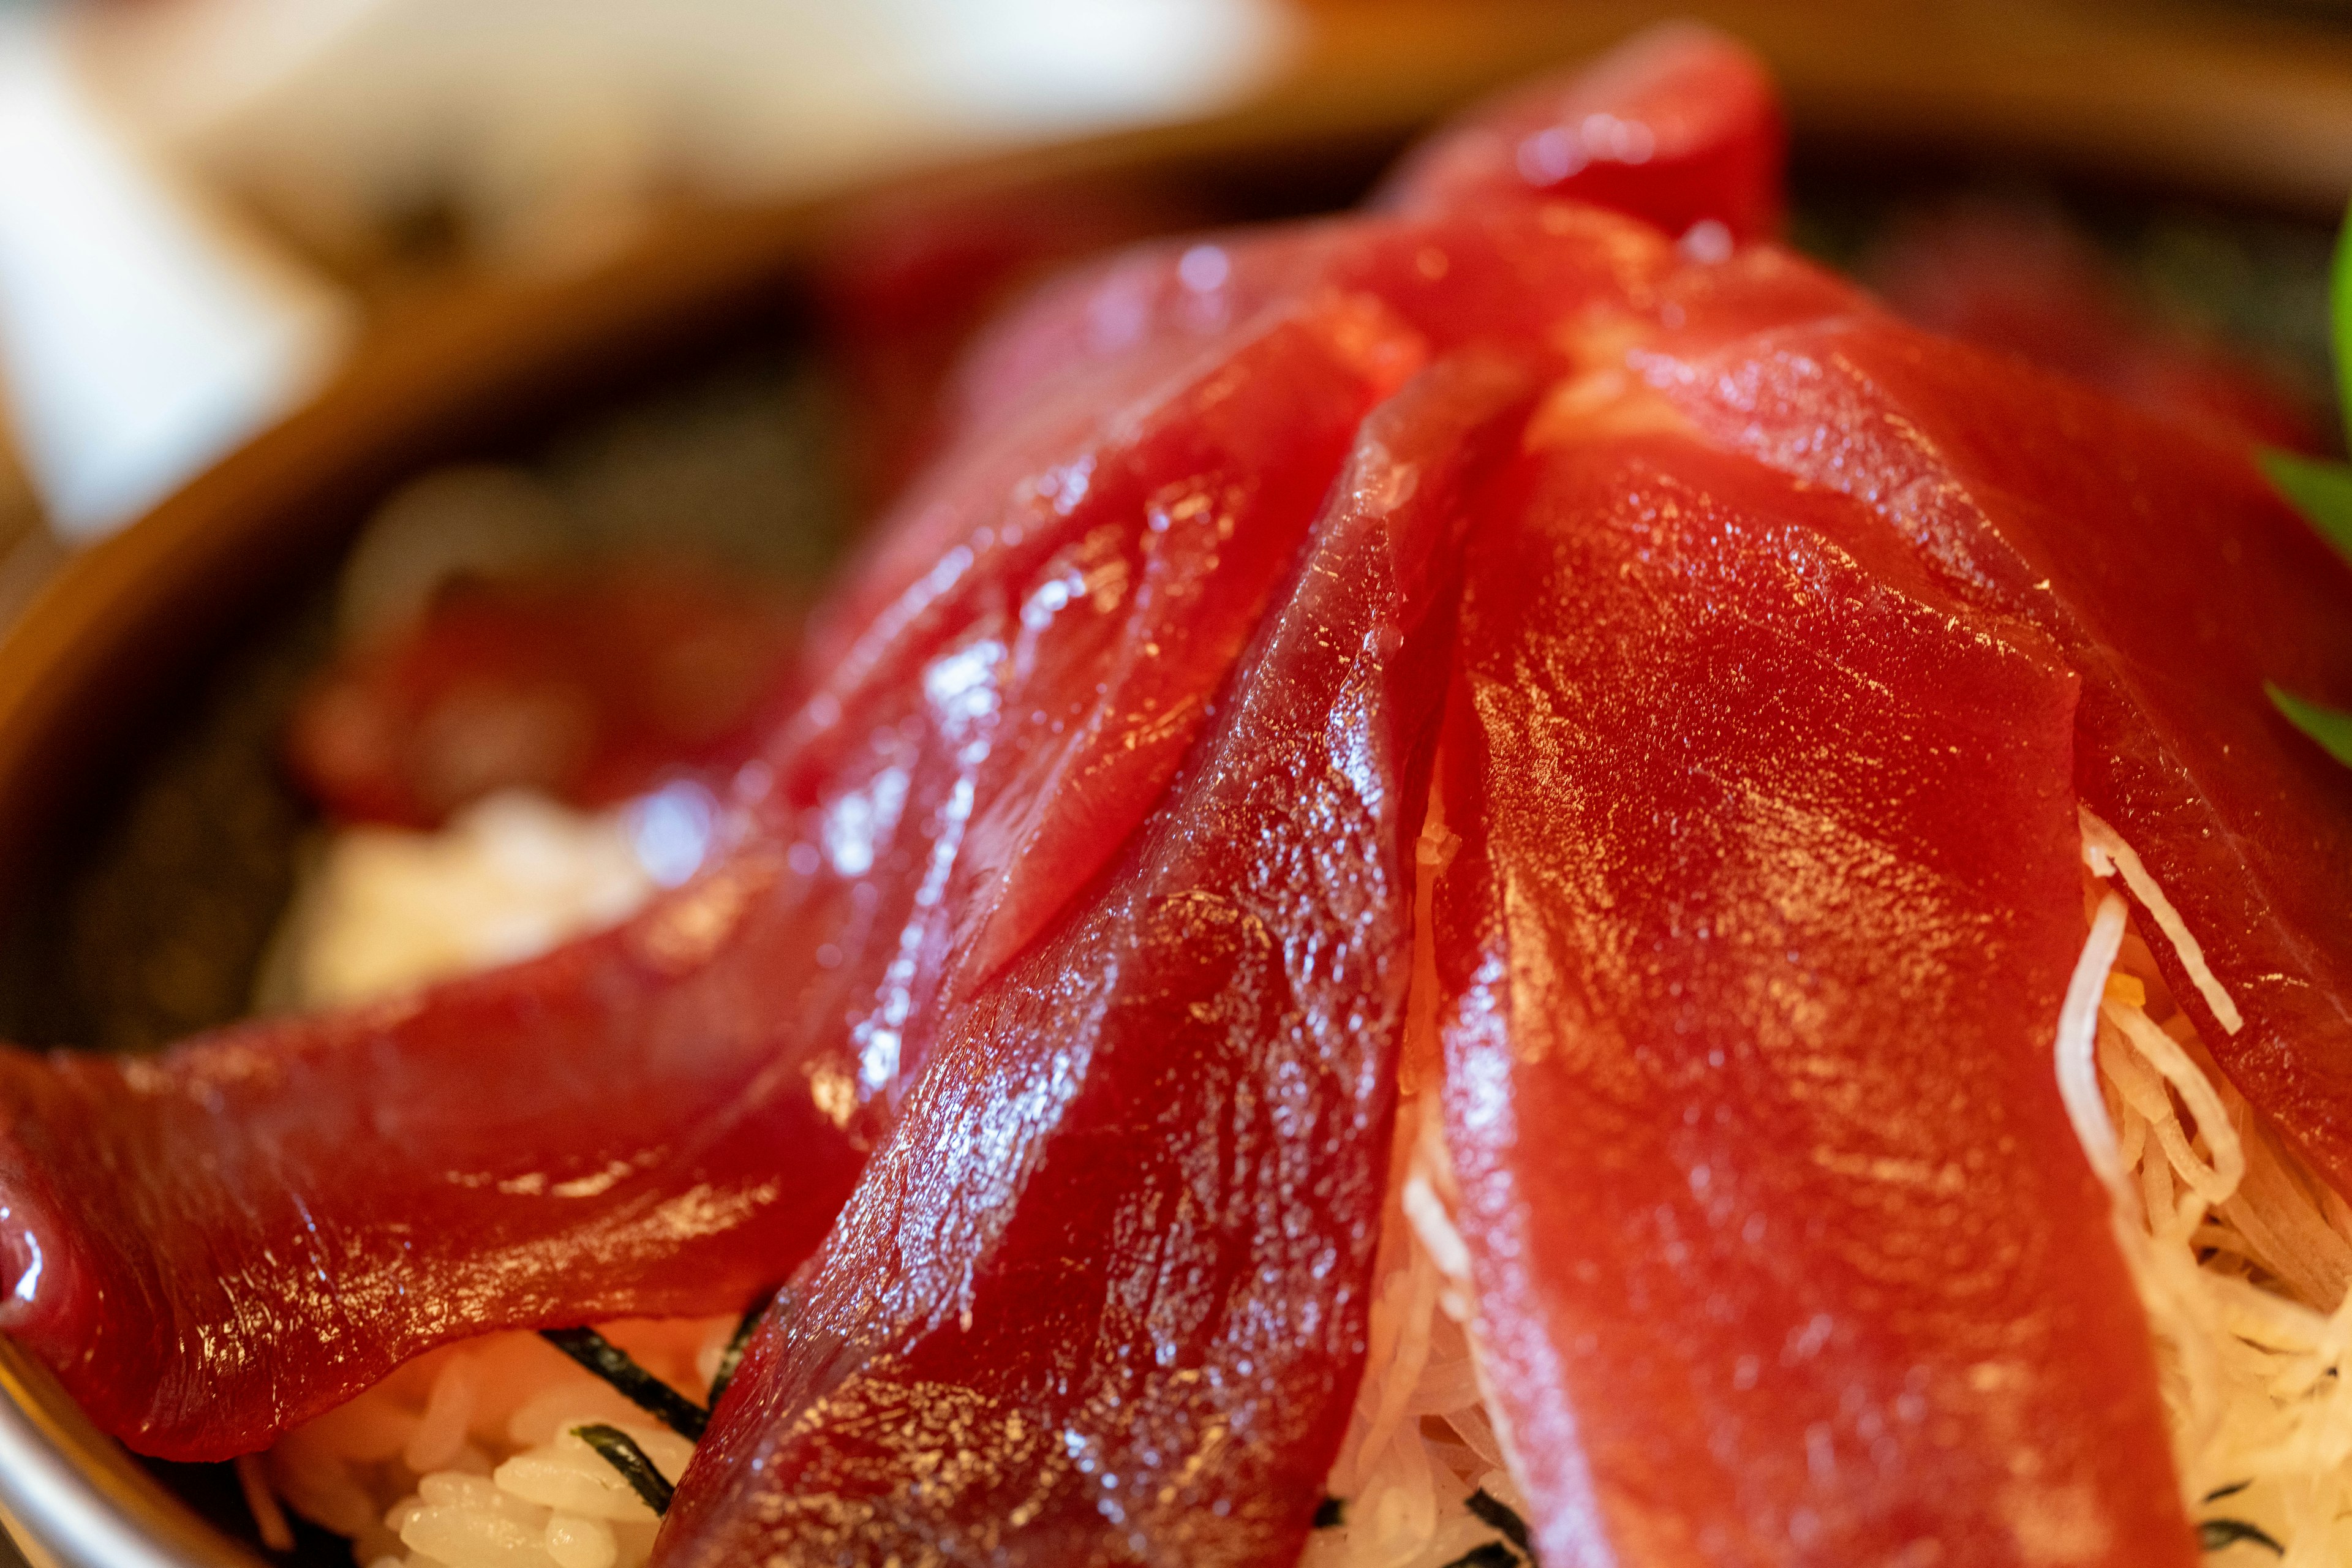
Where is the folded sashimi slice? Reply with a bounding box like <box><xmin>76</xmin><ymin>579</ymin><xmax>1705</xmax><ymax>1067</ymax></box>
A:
<box><xmin>1435</xmin><ymin>423</ymin><xmax>2193</xmax><ymax>1564</ymax></box>
<box><xmin>656</xmin><ymin>355</ymin><xmax>1536</xmax><ymax>1568</ymax></box>
<box><xmin>1642</xmin><ymin>316</ymin><xmax>2352</xmax><ymax>1194</ymax></box>
<box><xmin>1376</xmin><ymin>23</ymin><xmax>1785</xmax><ymax>242</ymax></box>
<box><xmin>0</xmin><ymin>296</ymin><xmax>1414</xmax><ymax>1463</ymax></box>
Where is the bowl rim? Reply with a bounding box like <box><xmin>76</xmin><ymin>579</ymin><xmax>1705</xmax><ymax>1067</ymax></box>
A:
<box><xmin>0</xmin><ymin>1341</ymin><xmax>254</xmax><ymax>1568</ymax></box>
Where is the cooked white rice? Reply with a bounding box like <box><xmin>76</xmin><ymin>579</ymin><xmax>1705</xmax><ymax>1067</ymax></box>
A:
<box><xmin>255</xmin><ymin>790</ymin><xmax>662</xmax><ymax>1011</ymax></box>
<box><xmin>266</xmin><ymin>1317</ymin><xmax>729</xmax><ymax>1568</ymax></box>
<box><xmin>255</xmin><ymin>793</ymin><xmax>2352</xmax><ymax>1567</ymax></box>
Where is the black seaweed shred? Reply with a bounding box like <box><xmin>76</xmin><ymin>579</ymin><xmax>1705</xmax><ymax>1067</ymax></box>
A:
<box><xmin>707</xmin><ymin>1288</ymin><xmax>777</xmax><ymax>1408</ymax></box>
<box><xmin>572</xmin><ymin>1423</ymin><xmax>676</xmax><ymax>1515</ymax></box>
<box><xmin>1466</xmin><ymin>1489</ymin><xmax>1534</xmax><ymax>1557</ymax></box>
<box><xmin>539</xmin><ymin>1327</ymin><xmax>709</xmax><ymax>1440</ymax></box>
<box><xmin>1439</xmin><ymin>1544</ymin><xmax>1518</xmax><ymax>1568</ymax></box>
<box><xmin>2200</xmin><ymin>1517</ymin><xmax>2286</xmax><ymax>1556</ymax></box>
<box><xmin>2199</xmin><ymin>1517</ymin><xmax>2286</xmax><ymax>1556</ymax></box>
<box><xmin>1313</xmin><ymin>1496</ymin><xmax>1345</xmax><ymax>1529</ymax></box>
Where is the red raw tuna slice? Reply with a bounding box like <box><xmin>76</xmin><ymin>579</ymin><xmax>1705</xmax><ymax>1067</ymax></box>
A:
<box><xmin>779</xmin><ymin>295</ymin><xmax>1425</xmax><ymax>1068</ymax></box>
<box><xmin>805</xmin><ymin>270</ymin><xmax>1420</xmax><ymax>692</ymax></box>
<box><xmin>657</xmin><ymin>355</ymin><xmax>1535</xmax><ymax>1568</ymax></box>
<box><xmin>1378</xmin><ymin>22</ymin><xmax>1785</xmax><ymax>243</ymax></box>
<box><xmin>0</xmin><ymin>851</ymin><xmax>866</xmax><ymax>1464</ymax></box>
<box><xmin>943</xmin><ymin>202</ymin><xmax>1856</xmax><ymax>491</ymax></box>
<box><xmin>0</xmin><ymin>296</ymin><xmax>1413</xmax><ymax>1463</ymax></box>
<box><xmin>288</xmin><ymin>562</ymin><xmax>804</xmax><ymax>829</ymax></box>
<box><xmin>1643</xmin><ymin>315</ymin><xmax>2352</xmax><ymax>1192</ymax></box>
<box><xmin>815</xmin><ymin>177</ymin><xmax>1205</xmax><ymax>508</ymax></box>
<box><xmin>1436</xmin><ymin>424</ymin><xmax>2193</xmax><ymax>1565</ymax></box>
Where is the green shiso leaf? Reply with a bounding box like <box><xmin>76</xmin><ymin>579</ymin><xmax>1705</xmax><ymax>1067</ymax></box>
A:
<box><xmin>539</xmin><ymin>1327</ymin><xmax>710</xmax><ymax>1441</ymax></box>
<box><xmin>2267</xmin><ymin>682</ymin><xmax>2352</xmax><ymax>767</ymax></box>
<box><xmin>2258</xmin><ymin>449</ymin><xmax>2352</xmax><ymax>568</ymax></box>
<box><xmin>571</xmin><ymin>1423</ymin><xmax>677</xmax><ymax>1515</ymax></box>
<box><xmin>2247</xmin><ymin>201</ymin><xmax>2352</xmax><ymax>775</ymax></box>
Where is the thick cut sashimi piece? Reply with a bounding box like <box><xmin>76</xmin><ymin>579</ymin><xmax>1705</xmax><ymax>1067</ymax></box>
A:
<box><xmin>0</xmin><ymin>848</ymin><xmax>865</xmax><ymax>1463</ymax></box>
<box><xmin>658</xmin><ymin>356</ymin><xmax>1533</xmax><ymax>1568</ymax></box>
<box><xmin>288</xmin><ymin>561</ymin><xmax>804</xmax><ymax>827</ymax></box>
<box><xmin>815</xmin><ymin>177</ymin><xmax>1205</xmax><ymax>508</ymax></box>
<box><xmin>778</xmin><ymin>296</ymin><xmax>1424</xmax><ymax>1075</ymax></box>
<box><xmin>1378</xmin><ymin>23</ymin><xmax>1784</xmax><ymax>241</ymax></box>
<box><xmin>942</xmin><ymin>202</ymin><xmax>1857</xmax><ymax>498</ymax></box>
<box><xmin>0</xmin><ymin>297</ymin><xmax>1412</xmax><ymax>1463</ymax></box>
<box><xmin>1437</xmin><ymin>426</ymin><xmax>2193</xmax><ymax>1566</ymax></box>
<box><xmin>802</xmin><ymin>273</ymin><xmax>1422</xmax><ymax>710</ymax></box>
<box><xmin>1643</xmin><ymin>316</ymin><xmax>2352</xmax><ymax>1191</ymax></box>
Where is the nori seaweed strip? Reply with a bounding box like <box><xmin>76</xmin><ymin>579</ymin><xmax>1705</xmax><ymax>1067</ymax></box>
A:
<box><xmin>1466</xmin><ymin>1489</ymin><xmax>1534</xmax><ymax>1557</ymax></box>
<box><xmin>1439</xmin><ymin>1545</ymin><xmax>1518</xmax><ymax>1568</ymax></box>
<box><xmin>572</xmin><ymin>1423</ymin><xmax>676</xmax><ymax>1515</ymax></box>
<box><xmin>706</xmin><ymin>1287</ymin><xmax>777</xmax><ymax>1408</ymax></box>
<box><xmin>2203</xmin><ymin>1480</ymin><xmax>2254</xmax><ymax>1504</ymax></box>
<box><xmin>1313</xmin><ymin>1496</ymin><xmax>1345</xmax><ymax>1529</ymax></box>
<box><xmin>2201</xmin><ymin>1518</ymin><xmax>2285</xmax><ymax>1555</ymax></box>
<box><xmin>540</xmin><ymin>1327</ymin><xmax>709</xmax><ymax>1440</ymax></box>
<box><xmin>2199</xmin><ymin>1518</ymin><xmax>2286</xmax><ymax>1556</ymax></box>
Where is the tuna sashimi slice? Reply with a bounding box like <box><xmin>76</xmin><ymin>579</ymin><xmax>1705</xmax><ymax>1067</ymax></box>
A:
<box><xmin>940</xmin><ymin>201</ymin><xmax>1856</xmax><ymax>500</ymax></box>
<box><xmin>1436</xmin><ymin>424</ymin><xmax>2192</xmax><ymax>1565</ymax></box>
<box><xmin>656</xmin><ymin>355</ymin><xmax>1535</xmax><ymax>1568</ymax></box>
<box><xmin>0</xmin><ymin>296</ymin><xmax>1412</xmax><ymax>1463</ymax></box>
<box><xmin>1378</xmin><ymin>22</ymin><xmax>1785</xmax><ymax>242</ymax></box>
<box><xmin>288</xmin><ymin>561</ymin><xmax>804</xmax><ymax>828</ymax></box>
<box><xmin>1643</xmin><ymin>315</ymin><xmax>2352</xmax><ymax>1193</ymax></box>
<box><xmin>0</xmin><ymin>851</ymin><xmax>864</xmax><ymax>1464</ymax></box>
<box><xmin>780</xmin><ymin>295</ymin><xmax>1425</xmax><ymax>1082</ymax></box>
<box><xmin>815</xmin><ymin>177</ymin><xmax>1207</xmax><ymax>508</ymax></box>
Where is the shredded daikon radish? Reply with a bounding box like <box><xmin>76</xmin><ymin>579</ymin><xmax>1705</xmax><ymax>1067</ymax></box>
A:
<box><xmin>1305</xmin><ymin>807</ymin><xmax>1535</xmax><ymax>1568</ymax></box>
<box><xmin>1306</xmin><ymin>1094</ymin><xmax>1532</xmax><ymax>1568</ymax></box>
<box><xmin>2079</xmin><ymin>807</ymin><xmax>2243</xmax><ymax>1034</ymax></box>
<box><xmin>2006</xmin><ymin>851</ymin><xmax>2350</xmax><ymax>1558</ymax></box>
<box><xmin>2059</xmin><ymin>890</ymin><xmax>2132</xmax><ymax>1189</ymax></box>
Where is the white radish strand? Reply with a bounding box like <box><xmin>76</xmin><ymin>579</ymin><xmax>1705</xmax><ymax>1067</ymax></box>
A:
<box><xmin>2079</xmin><ymin>807</ymin><xmax>2243</xmax><ymax>1034</ymax></box>
<box><xmin>2059</xmin><ymin>891</ymin><xmax>2132</xmax><ymax>1191</ymax></box>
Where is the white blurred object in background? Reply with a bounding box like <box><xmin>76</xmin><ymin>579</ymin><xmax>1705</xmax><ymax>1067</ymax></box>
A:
<box><xmin>0</xmin><ymin>11</ymin><xmax>354</xmax><ymax>540</ymax></box>
<box><xmin>78</xmin><ymin>0</ymin><xmax>1294</xmax><ymax>268</ymax></box>
<box><xmin>0</xmin><ymin>0</ymin><xmax>1291</xmax><ymax>541</ymax></box>
<box><xmin>260</xmin><ymin>789</ymin><xmax>657</xmax><ymax>1008</ymax></box>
